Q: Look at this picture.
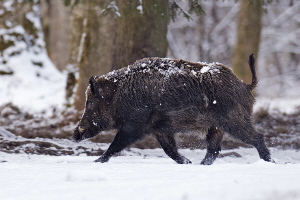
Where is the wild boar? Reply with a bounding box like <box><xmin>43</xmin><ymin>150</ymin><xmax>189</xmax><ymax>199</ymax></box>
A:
<box><xmin>73</xmin><ymin>54</ymin><xmax>273</xmax><ymax>165</ymax></box>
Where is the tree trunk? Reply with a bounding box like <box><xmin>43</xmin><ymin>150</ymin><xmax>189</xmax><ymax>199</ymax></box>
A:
<box><xmin>112</xmin><ymin>0</ymin><xmax>169</xmax><ymax>69</ymax></box>
<box><xmin>40</xmin><ymin>0</ymin><xmax>70</xmax><ymax>71</ymax></box>
<box><xmin>70</xmin><ymin>1</ymin><xmax>117</xmax><ymax>111</ymax></box>
<box><xmin>232</xmin><ymin>0</ymin><xmax>263</xmax><ymax>84</ymax></box>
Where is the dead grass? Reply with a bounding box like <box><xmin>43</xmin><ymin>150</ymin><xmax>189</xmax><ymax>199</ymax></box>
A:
<box><xmin>253</xmin><ymin>106</ymin><xmax>300</xmax><ymax>150</ymax></box>
<box><xmin>0</xmin><ymin>103</ymin><xmax>80</xmax><ymax>139</ymax></box>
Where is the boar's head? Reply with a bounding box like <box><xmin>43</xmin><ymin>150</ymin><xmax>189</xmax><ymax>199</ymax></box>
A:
<box><xmin>73</xmin><ymin>76</ymin><xmax>116</xmax><ymax>142</ymax></box>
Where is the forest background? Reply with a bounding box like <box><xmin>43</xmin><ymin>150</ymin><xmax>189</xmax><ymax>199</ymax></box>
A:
<box><xmin>0</xmin><ymin>0</ymin><xmax>300</xmax><ymax>154</ymax></box>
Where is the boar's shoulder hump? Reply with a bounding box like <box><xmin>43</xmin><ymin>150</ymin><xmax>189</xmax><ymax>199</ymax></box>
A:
<box><xmin>101</xmin><ymin>57</ymin><xmax>234</xmax><ymax>83</ymax></box>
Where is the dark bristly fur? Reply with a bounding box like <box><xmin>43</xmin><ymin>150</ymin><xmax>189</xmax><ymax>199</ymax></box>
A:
<box><xmin>73</xmin><ymin>55</ymin><xmax>273</xmax><ymax>165</ymax></box>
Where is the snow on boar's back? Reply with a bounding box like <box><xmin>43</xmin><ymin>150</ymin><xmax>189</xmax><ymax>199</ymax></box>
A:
<box><xmin>73</xmin><ymin>54</ymin><xmax>273</xmax><ymax>165</ymax></box>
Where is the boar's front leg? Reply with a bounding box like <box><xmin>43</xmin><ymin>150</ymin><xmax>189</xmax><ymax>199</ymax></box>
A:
<box><xmin>201</xmin><ymin>127</ymin><xmax>224</xmax><ymax>165</ymax></box>
<box><xmin>95</xmin><ymin>124</ymin><xmax>146</xmax><ymax>163</ymax></box>
<box><xmin>154</xmin><ymin>132</ymin><xmax>192</xmax><ymax>164</ymax></box>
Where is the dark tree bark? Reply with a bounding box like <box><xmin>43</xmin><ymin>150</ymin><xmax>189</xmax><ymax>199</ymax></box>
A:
<box><xmin>112</xmin><ymin>0</ymin><xmax>169</xmax><ymax>69</ymax></box>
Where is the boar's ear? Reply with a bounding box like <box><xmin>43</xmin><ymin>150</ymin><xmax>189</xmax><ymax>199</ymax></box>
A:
<box><xmin>89</xmin><ymin>76</ymin><xmax>99</xmax><ymax>96</ymax></box>
<box><xmin>89</xmin><ymin>76</ymin><xmax>116</xmax><ymax>99</ymax></box>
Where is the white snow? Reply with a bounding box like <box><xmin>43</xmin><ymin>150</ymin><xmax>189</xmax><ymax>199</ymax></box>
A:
<box><xmin>3</xmin><ymin>0</ymin><xmax>13</xmax><ymax>11</ymax></box>
<box><xmin>104</xmin><ymin>1</ymin><xmax>121</xmax><ymax>17</ymax></box>
<box><xmin>191</xmin><ymin>70</ymin><xmax>197</xmax><ymax>76</ymax></box>
<box><xmin>0</xmin><ymin>127</ymin><xmax>15</xmax><ymax>138</ymax></box>
<box><xmin>0</xmin><ymin>2</ymin><xmax>67</xmax><ymax>113</ymax></box>
<box><xmin>1</xmin><ymin>147</ymin><xmax>300</xmax><ymax>200</ymax></box>
<box><xmin>255</xmin><ymin>96</ymin><xmax>300</xmax><ymax>114</ymax></box>
<box><xmin>137</xmin><ymin>5</ymin><xmax>143</xmax><ymax>14</ymax></box>
<box><xmin>0</xmin><ymin>51</ymin><xmax>66</xmax><ymax>113</ymax></box>
<box><xmin>200</xmin><ymin>66</ymin><xmax>210</xmax><ymax>73</ymax></box>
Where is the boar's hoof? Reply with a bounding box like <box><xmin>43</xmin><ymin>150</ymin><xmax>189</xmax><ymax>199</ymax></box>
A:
<box><xmin>177</xmin><ymin>156</ymin><xmax>192</xmax><ymax>164</ymax></box>
<box><xmin>266</xmin><ymin>158</ymin><xmax>276</xmax><ymax>164</ymax></box>
<box><xmin>260</xmin><ymin>152</ymin><xmax>275</xmax><ymax>163</ymax></box>
<box><xmin>271</xmin><ymin>159</ymin><xmax>276</xmax><ymax>163</ymax></box>
<box><xmin>94</xmin><ymin>155</ymin><xmax>109</xmax><ymax>163</ymax></box>
<box><xmin>200</xmin><ymin>158</ymin><xmax>215</xmax><ymax>165</ymax></box>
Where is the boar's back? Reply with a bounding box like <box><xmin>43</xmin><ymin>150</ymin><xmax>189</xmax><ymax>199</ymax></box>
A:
<box><xmin>101</xmin><ymin>57</ymin><xmax>254</xmax><ymax>126</ymax></box>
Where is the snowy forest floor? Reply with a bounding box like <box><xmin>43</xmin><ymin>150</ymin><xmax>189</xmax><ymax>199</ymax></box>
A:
<box><xmin>1</xmin><ymin>147</ymin><xmax>300</xmax><ymax>200</ymax></box>
<box><xmin>1</xmin><ymin>102</ymin><xmax>300</xmax><ymax>156</ymax></box>
<box><xmin>1</xmin><ymin>103</ymin><xmax>300</xmax><ymax>200</ymax></box>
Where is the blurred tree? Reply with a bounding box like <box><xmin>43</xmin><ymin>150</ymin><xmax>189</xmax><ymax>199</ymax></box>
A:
<box><xmin>40</xmin><ymin>0</ymin><xmax>70</xmax><ymax>71</ymax></box>
<box><xmin>112</xmin><ymin>0</ymin><xmax>168</xmax><ymax>70</ymax></box>
<box><xmin>232</xmin><ymin>0</ymin><xmax>263</xmax><ymax>84</ymax></box>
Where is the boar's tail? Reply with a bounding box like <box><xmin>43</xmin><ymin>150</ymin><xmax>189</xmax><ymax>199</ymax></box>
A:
<box><xmin>247</xmin><ymin>53</ymin><xmax>258</xmax><ymax>91</ymax></box>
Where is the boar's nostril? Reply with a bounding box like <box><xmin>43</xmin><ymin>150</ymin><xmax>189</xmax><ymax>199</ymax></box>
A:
<box><xmin>78</xmin><ymin>126</ymin><xmax>85</xmax><ymax>133</ymax></box>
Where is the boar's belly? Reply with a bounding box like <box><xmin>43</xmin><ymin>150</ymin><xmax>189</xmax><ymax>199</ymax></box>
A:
<box><xmin>166</xmin><ymin>106</ymin><xmax>213</xmax><ymax>134</ymax></box>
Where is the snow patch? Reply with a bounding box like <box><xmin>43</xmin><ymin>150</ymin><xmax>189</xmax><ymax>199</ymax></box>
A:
<box><xmin>66</xmin><ymin>170</ymin><xmax>107</xmax><ymax>182</ymax></box>
<box><xmin>0</xmin><ymin>127</ymin><xmax>15</xmax><ymax>138</ymax></box>
<box><xmin>137</xmin><ymin>5</ymin><xmax>143</xmax><ymax>14</ymax></box>
<box><xmin>255</xmin><ymin>97</ymin><xmax>300</xmax><ymax>114</ymax></box>
<box><xmin>0</xmin><ymin>2</ymin><xmax>66</xmax><ymax>113</ymax></box>
<box><xmin>200</xmin><ymin>66</ymin><xmax>210</xmax><ymax>73</ymax></box>
<box><xmin>0</xmin><ymin>148</ymin><xmax>300</xmax><ymax>200</ymax></box>
<box><xmin>0</xmin><ymin>52</ymin><xmax>66</xmax><ymax>113</ymax></box>
<box><xmin>198</xmin><ymin>62</ymin><xmax>221</xmax><ymax>74</ymax></box>
<box><xmin>191</xmin><ymin>70</ymin><xmax>197</xmax><ymax>76</ymax></box>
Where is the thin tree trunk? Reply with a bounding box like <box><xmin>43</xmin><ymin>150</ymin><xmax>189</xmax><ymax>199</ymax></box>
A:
<box><xmin>232</xmin><ymin>0</ymin><xmax>263</xmax><ymax>84</ymax></box>
<box><xmin>40</xmin><ymin>0</ymin><xmax>70</xmax><ymax>71</ymax></box>
<box><xmin>70</xmin><ymin>1</ymin><xmax>117</xmax><ymax>111</ymax></box>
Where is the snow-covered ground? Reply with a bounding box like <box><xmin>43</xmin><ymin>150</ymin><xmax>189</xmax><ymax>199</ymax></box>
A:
<box><xmin>0</xmin><ymin>51</ymin><xmax>66</xmax><ymax>113</ymax></box>
<box><xmin>0</xmin><ymin>1</ymin><xmax>66</xmax><ymax>113</ymax></box>
<box><xmin>255</xmin><ymin>96</ymin><xmax>300</xmax><ymax>114</ymax></box>
<box><xmin>1</xmin><ymin>147</ymin><xmax>300</xmax><ymax>200</ymax></box>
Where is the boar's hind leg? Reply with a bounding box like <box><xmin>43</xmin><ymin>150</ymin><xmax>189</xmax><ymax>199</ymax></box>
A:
<box><xmin>95</xmin><ymin>125</ymin><xmax>146</xmax><ymax>163</ymax></box>
<box><xmin>201</xmin><ymin>127</ymin><xmax>224</xmax><ymax>165</ymax></box>
<box><xmin>225</xmin><ymin>122</ymin><xmax>272</xmax><ymax>162</ymax></box>
<box><xmin>154</xmin><ymin>132</ymin><xmax>192</xmax><ymax>164</ymax></box>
